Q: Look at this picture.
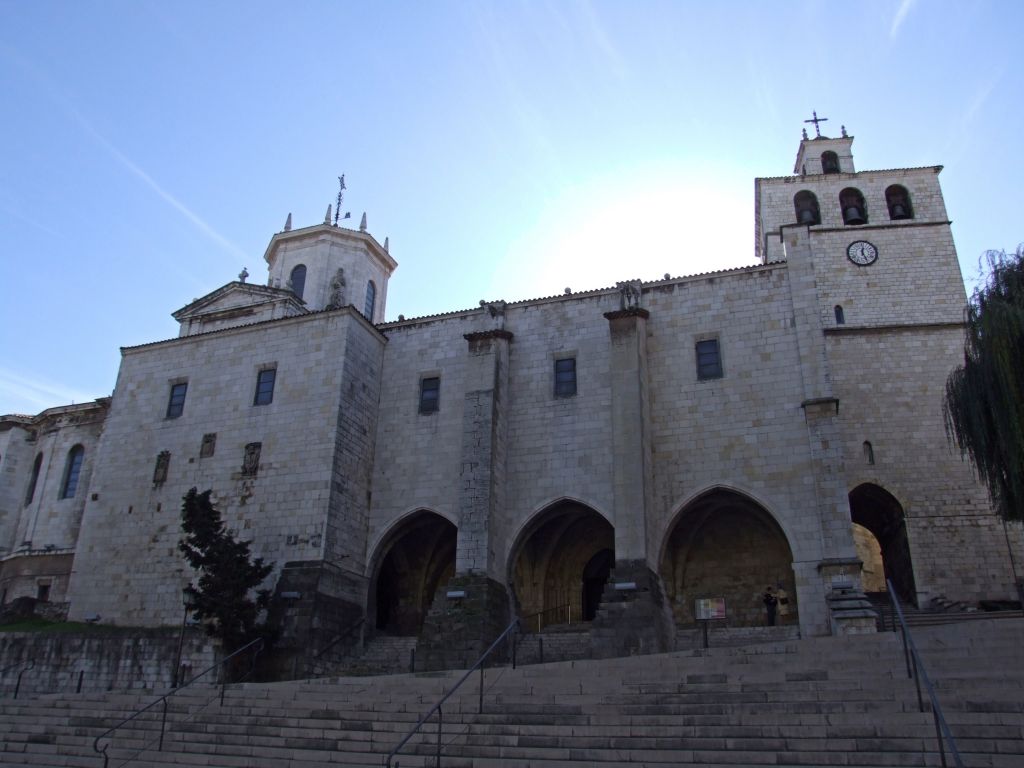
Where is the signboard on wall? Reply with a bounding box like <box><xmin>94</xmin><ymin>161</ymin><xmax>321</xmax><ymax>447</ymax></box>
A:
<box><xmin>695</xmin><ymin>597</ymin><xmax>727</xmax><ymax>621</ymax></box>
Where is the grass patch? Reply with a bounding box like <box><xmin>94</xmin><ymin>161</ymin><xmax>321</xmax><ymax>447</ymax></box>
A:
<box><xmin>0</xmin><ymin>618</ymin><xmax>168</xmax><ymax>635</ymax></box>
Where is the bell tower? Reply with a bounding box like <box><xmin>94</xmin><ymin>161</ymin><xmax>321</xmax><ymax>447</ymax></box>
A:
<box><xmin>263</xmin><ymin>214</ymin><xmax>397</xmax><ymax>323</ymax></box>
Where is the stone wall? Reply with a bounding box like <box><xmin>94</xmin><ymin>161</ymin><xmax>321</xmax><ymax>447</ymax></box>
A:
<box><xmin>66</xmin><ymin>308</ymin><xmax>382</xmax><ymax>627</ymax></box>
<box><xmin>0</xmin><ymin>630</ymin><xmax>216</xmax><ymax>698</ymax></box>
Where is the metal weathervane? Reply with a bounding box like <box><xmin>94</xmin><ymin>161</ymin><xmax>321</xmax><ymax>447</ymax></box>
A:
<box><xmin>333</xmin><ymin>175</ymin><xmax>346</xmax><ymax>226</ymax></box>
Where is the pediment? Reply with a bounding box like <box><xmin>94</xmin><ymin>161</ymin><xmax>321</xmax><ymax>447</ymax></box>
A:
<box><xmin>172</xmin><ymin>281</ymin><xmax>304</xmax><ymax>322</ymax></box>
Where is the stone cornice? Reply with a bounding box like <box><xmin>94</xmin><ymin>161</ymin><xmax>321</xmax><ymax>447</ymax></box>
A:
<box><xmin>824</xmin><ymin>321</ymin><xmax>964</xmax><ymax>336</ymax></box>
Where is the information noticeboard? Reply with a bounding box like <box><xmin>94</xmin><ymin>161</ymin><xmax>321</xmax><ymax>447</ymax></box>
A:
<box><xmin>694</xmin><ymin>597</ymin><xmax>727</xmax><ymax>621</ymax></box>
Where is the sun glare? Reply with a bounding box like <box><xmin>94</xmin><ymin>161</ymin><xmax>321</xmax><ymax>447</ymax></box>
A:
<box><xmin>491</xmin><ymin>165</ymin><xmax>755</xmax><ymax>301</ymax></box>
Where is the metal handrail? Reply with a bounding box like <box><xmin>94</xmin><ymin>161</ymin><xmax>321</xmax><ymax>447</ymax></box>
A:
<box><xmin>385</xmin><ymin>617</ymin><xmax>519</xmax><ymax>767</ymax></box>
<box><xmin>93</xmin><ymin>636</ymin><xmax>264</xmax><ymax>768</ymax></box>
<box><xmin>1</xmin><ymin>658</ymin><xmax>35</xmax><ymax>699</ymax></box>
<box><xmin>521</xmin><ymin>602</ymin><xmax>571</xmax><ymax>633</ymax></box>
<box><xmin>885</xmin><ymin>579</ymin><xmax>964</xmax><ymax>768</ymax></box>
<box><xmin>313</xmin><ymin>617</ymin><xmax>366</xmax><ymax>660</ymax></box>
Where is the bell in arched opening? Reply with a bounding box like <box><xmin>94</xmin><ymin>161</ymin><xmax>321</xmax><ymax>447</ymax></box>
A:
<box><xmin>840</xmin><ymin>188</ymin><xmax>868</xmax><ymax>226</ymax></box>
<box><xmin>821</xmin><ymin>151</ymin><xmax>840</xmax><ymax>174</ymax></box>
<box><xmin>843</xmin><ymin>206</ymin><xmax>866</xmax><ymax>225</ymax></box>
<box><xmin>885</xmin><ymin>185</ymin><xmax>914</xmax><ymax>220</ymax></box>
<box><xmin>793</xmin><ymin>190</ymin><xmax>821</xmax><ymax>226</ymax></box>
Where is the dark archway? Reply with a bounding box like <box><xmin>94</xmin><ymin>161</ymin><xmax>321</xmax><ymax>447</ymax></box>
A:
<box><xmin>581</xmin><ymin>548</ymin><xmax>614</xmax><ymax>621</ymax></box>
<box><xmin>371</xmin><ymin>511</ymin><xmax>456</xmax><ymax>635</ymax></box>
<box><xmin>661</xmin><ymin>489</ymin><xmax>797</xmax><ymax>627</ymax></box>
<box><xmin>849</xmin><ymin>484</ymin><xmax>917</xmax><ymax>605</ymax></box>
<box><xmin>509</xmin><ymin>501</ymin><xmax>614</xmax><ymax>631</ymax></box>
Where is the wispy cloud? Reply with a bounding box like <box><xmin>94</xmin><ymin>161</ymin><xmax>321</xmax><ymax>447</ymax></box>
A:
<box><xmin>578</xmin><ymin>0</ymin><xmax>627</xmax><ymax>84</ymax></box>
<box><xmin>0</xmin><ymin>368</ymin><xmax>101</xmax><ymax>414</ymax></box>
<box><xmin>941</xmin><ymin>69</ymin><xmax>1003</xmax><ymax>160</ymax></box>
<box><xmin>890</xmin><ymin>0</ymin><xmax>918</xmax><ymax>38</ymax></box>
<box><xmin>67</xmin><ymin>108</ymin><xmax>247</xmax><ymax>263</ymax></box>
<box><xmin>0</xmin><ymin>43</ymin><xmax>246</xmax><ymax>264</ymax></box>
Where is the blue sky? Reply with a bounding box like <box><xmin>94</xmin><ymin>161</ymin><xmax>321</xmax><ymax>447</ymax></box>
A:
<box><xmin>1</xmin><ymin>1</ymin><xmax>1021</xmax><ymax>415</ymax></box>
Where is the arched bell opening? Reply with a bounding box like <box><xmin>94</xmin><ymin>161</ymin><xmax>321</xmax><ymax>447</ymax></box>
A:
<box><xmin>508</xmin><ymin>500</ymin><xmax>614</xmax><ymax>633</ymax></box>
<box><xmin>660</xmin><ymin>489</ymin><xmax>797</xmax><ymax>627</ymax></box>
<box><xmin>849</xmin><ymin>484</ymin><xmax>917</xmax><ymax>606</ymax></box>
<box><xmin>821</xmin><ymin>151</ymin><xmax>840</xmax><ymax>174</ymax></box>
<box><xmin>794</xmin><ymin>190</ymin><xmax>821</xmax><ymax>225</ymax></box>
<box><xmin>885</xmin><ymin>184</ymin><xmax>914</xmax><ymax>220</ymax></box>
<box><xmin>840</xmin><ymin>187</ymin><xmax>868</xmax><ymax>225</ymax></box>
<box><xmin>369</xmin><ymin>511</ymin><xmax>456</xmax><ymax>636</ymax></box>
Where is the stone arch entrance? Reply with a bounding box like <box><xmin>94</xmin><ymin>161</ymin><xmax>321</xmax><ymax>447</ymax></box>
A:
<box><xmin>509</xmin><ymin>501</ymin><xmax>614</xmax><ymax>631</ymax></box>
<box><xmin>370</xmin><ymin>511</ymin><xmax>456</xmax><ymax>635</ymax></box>
<box><xmin>660</xmin><ymin>489</ymin><xmax>797</xmax><ymax>627</ymax></box>
<box><xmin>849</xmin><ymin>484</ymin><xmax>917</xmax><ymax>605</ymax></box>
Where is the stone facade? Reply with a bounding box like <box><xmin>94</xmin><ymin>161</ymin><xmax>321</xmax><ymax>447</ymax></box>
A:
<box><xmin>1</xmin><ymin>131</ymin><xmax>1021</xmax><ymax>670</ymax></box>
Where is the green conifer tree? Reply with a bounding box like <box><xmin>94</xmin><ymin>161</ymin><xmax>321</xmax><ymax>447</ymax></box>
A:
<box><xmin>178</xmin><ymin>487</ymin><xmax>274</xmax><ymax>651</ymax></box>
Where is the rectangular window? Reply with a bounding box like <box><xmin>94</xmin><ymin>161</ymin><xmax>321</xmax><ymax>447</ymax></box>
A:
<box><xmin>419</xmin><ymin>377</ymin><xmax>440</xmax><ymax>414</ymax></box>
<box><xmin>36</xmin><ymin>583</ymin><xmax>50</xmax><ymax>603</ymax></box>
<box><xmin>253</xmin><ymin>368</ymin><xmax>276</xmax><ymax>406</ymax></box>
<box><xmin>554</xmin><ymin>357</ymin><xmax>577</xmax><ymax>397</ymax></box>
<box><xmin>696</xmin><ymin>339</ymin><xmax>723</xmax><ymax>380</ymax></box>
<box><xmin>166</xmin><ymin>382</ymin><xmax>188</xmax><ymax>419</ymax></box>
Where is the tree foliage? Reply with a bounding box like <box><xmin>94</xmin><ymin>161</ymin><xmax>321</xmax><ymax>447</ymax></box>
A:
<box><xmin>178</xmin><ymin>487</ymin><xmax>274</xmax><ymax>650</ymax></box>
<box><xmin>944</xmin><ymin>246</ymin><xmax>1024</xmax><ymax>522</ymax></box>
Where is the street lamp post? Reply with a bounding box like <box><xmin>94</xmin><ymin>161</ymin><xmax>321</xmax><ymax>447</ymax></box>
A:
<box><xmin>172</xmin><ymin>587</ymin><xmax>197</xmax><ymax>688</ymax></box>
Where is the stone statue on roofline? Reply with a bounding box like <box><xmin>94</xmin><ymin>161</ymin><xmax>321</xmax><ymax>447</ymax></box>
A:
<box><xmin>617</xmin><ymin>280</ymin><xmax>642</xmax><ymax>311</ymax></box>
<box><xmin>325</xmin><ymin>268</ymin><xmax>347</xmax><ymax>310</ymax></box>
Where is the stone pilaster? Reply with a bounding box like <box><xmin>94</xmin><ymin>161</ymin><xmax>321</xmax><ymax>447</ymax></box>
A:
<box><xmin>593</xmin><ymin>307</ymin><xmax>674</xmax><ymax>656</ymax></box>
<box><xmin>782</xmin><ymin>225</ymin><xmax>871</xmax><ymax>635</ymax></box>
<box><xmin>417</xmin><ymin>326</ymin><xmax>513</xmax><ymax>669</ymax></box>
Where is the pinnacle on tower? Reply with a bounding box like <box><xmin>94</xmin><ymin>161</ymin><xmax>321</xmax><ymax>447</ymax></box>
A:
<box><xmin>384</xmin><ymin>236</ymin><xmax>389</xmax><ymax>253</ymax></box>
<box><xmin>324</xmin><ymin>205</ymin><xmax>332</xmax><ymax>225</ymax></box>
<box><xmin>284</xmin><ymin>213</ymin><xmax>292</xmax><ymax>232</ymax></box>
<box><xmin>360</xmin><ymin>212</ymin><xmax>367</xmax><ymax>232</ymax></box>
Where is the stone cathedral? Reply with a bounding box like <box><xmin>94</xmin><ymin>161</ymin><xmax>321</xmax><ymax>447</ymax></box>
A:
<box><xmin>1</xmin><ymin>127</ymin><xmax>1021</xmax><ymax>669</ymax></box>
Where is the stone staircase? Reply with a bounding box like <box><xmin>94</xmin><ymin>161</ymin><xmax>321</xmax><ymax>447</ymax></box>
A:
<box><xmin>867</xmin><ymin>591</ymin><xmax>1024</xmax><ymax>631</ymax></box>
<box><xmin>1</xmin><ymin>618</ymin><xmax>1022</xmax><ymax>767</ymax></box>
<box><xmin>515</xmin><ymin>624</ymin><xmax>591</xmax><ymax>665</ymax></box>
<box><xmin>334</xmin><ymin>635</ymin><xmax>418</xmax><ymax>677</ymax></box>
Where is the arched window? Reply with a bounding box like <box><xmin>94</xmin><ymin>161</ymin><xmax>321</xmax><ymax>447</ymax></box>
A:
<box><xmin>840</xmin><ymin>188</ymin><xmax>867</xmax><ymax>225</ymax></box>
<box><xmin>289</xmin><ymin>264</ymin><xmax>307</xmax><ymax>300</ymax></box>
<box><xmin>821</xmin><ymin>151</ymin><xmax>840</xmax><ymax>174</ymax></box>
<box><xmin>24</xmin><ymin>453</ymin><xmax>43</xmax><ymax>506</ymax></box>
<box><xmin>60</xmin><ymin>445</ymin><xmax>85</xmax><ymax>499</ymax></box>
<box><xmin>863</xmin><ymin>441</ymin><xmax>875</xmax><ymax>465</ymax></box>
<box><xmin>834</xmin><ymin>305</ymin><xmax>845</xmax><ymax>324</ymax></box>
<box><xmin>364</xmin><ymin>281</ymin><xmax>376</xmax><ymax>320</ymax></box>
<box><xmin>793</xmin><ymin>191</ymin><xmax>821</xmax><ymax>225</ymax></box>
<box><xmin>885</xmin><ymin>185</ymin><xmax>914</xmax><ymax>220</ymax></box>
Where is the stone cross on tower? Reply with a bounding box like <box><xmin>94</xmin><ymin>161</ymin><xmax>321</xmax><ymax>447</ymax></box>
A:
<box><xmin>804</xmin><ymin>110</ymin><xmax>828</xmax><ymax>138</ymax></box>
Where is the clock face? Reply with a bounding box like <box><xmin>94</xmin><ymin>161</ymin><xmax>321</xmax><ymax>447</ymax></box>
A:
<box><xmin>847</xmin><ymin>240</ymin><xmax>878</xmax><ymax>266</ymax></box>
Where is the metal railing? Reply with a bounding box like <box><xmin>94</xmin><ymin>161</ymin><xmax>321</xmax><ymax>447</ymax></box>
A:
<box><xmin>1</xmin><ymin>658</ymin><xmax>35</xmax><ymax>699</ymax></box>
<box><xmin>885</xmin><ymin>579</ymin><xmax>964</xmax><ymax>768</ymax></box>
<box><xmin>93</xmin><ymin>636</ymin><xmax>264</xmax><ymax>768</ymax></box>
<box><xmin>308</xmin><ymin>617</ymin><xmax>366</xmax><ymax>677</ymax></box>
<box><xmin>313</xmin><ymin>617</ymin><xmax>365</xmax><ymax>661</ymax></box>
<box><xmin>385</xmin><ymin>618</ymin><xmax>519</xmax><ymax>767</ymax></box>
<box><xmin>521</xmin><ymin>602</ymin><xmax>571</xmax><ymax>633</ymax></box>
